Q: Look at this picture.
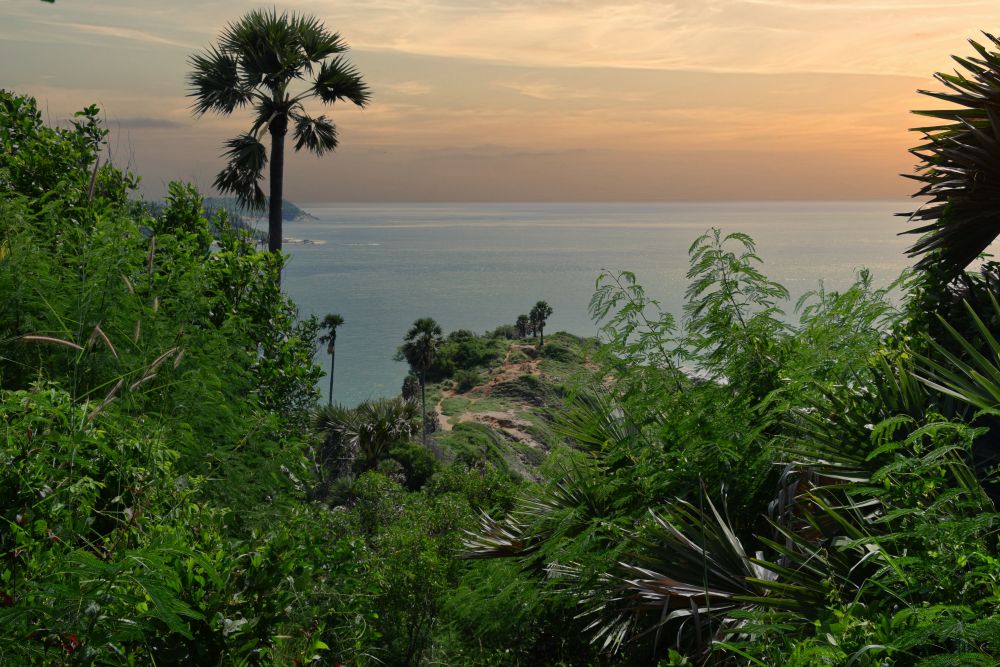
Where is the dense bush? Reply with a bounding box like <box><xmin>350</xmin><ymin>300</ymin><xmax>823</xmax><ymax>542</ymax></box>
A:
<box><xmin>453</xmin><ymin>368</ymin><xmax>480</xmax><ymax>393</ymax></box>
<box><xmin>0</xmin><ymin>91</ymin><xmax>368</xmax><ymax>664</ymax></box>
<box><xmin>425</xmin><ymin>330</ymin><xmax>505</xmax><ymax>381</ymax></box>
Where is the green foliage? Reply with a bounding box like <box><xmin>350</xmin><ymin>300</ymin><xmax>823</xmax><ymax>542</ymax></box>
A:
<box><xmin>425</xmin><ymin>329</ymin><xmax>505</xmax><ymax>382</ymax></box>
<box><xmin>491</xmin><ymin>323</ymin><xmax>518</xmax><ymax>339</ymax></box>
<box><xmin>152</xmin><ymin>181</ymin><xmax>214</xmax><ymax>255</ymax></box>
<box><xmin>466</xmin><ymin>225</ymin><xmax>994</xmax><ymax>665</ymax></box>
<box><xmin>0</xmin><ymin>89</ymin><xmax>136</xmax><ymax>215</ymax></box>
<box><xmin>684</xmin><ymin>228</ymin><xmax>790</xmax><ymax>396</ymax></box>
<box><xmin>389</xmin><ymin>441</ymin><xmax>438</xmax><ymax>490</ymax></box>
<box><xmin>436</xmin><ymin>422</ymin><xmax>516</xmax><ymax>471</ymax></box>
<box><xmin>314</xmin><ymin>397</ymin><xmax>420</xmax><ymax>474</ymax></box>
<box><xmin>453</xmin><ymin>368</ymin><xmax>480</xmax><ymax>393</ymax></box>
<box><xmin>0</xmin><ymin>90</ymin><xmax>364</xmax><ymax>664</ymax></box>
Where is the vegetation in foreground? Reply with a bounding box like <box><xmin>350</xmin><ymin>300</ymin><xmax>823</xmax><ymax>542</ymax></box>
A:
<box><xmin>5</xmin><ymin>30</ymin><xmax>1000</xmax><ymax>667</ymax></box>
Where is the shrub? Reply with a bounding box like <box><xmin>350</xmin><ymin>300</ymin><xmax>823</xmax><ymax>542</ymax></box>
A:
<box><xmin>454</xmin><ymin>369</ymin><xmax>481</xmax><ymax>393</ymax></box>
<box><xmin>390</xmin><ymin>442</ymin><xmax>439</xmax><ymax>490</ymax></box>
<box><xmin>490</xmin><ymin>324</ymin><xmax>518</xmax><ymax>339</ymax></box>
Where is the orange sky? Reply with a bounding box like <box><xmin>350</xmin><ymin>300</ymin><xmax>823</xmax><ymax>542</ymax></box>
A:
<box><xmin>1</xmin><ymin>0</ymin><xmax>995</xmax><ymax>202</ymax></box>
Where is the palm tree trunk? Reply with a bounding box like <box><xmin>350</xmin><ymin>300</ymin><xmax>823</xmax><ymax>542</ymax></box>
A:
<box><xmin>268</xmin><ymin>120</ymin><xmax>287</xmax><ymax>256</ymax></box>
<box><xmin>420</xmin><ymin>369</ymin><xmax>427</xmax><ymax>446</ymax></box>
<box><xmin>539</xmin><ymin>326</ymin><xmax>544</xmax><ymax>348</ymax></box>
<box><xmin>327</xmin><ymin>350</ymin><xmax>335</xmax><ymax>406</ymax></box>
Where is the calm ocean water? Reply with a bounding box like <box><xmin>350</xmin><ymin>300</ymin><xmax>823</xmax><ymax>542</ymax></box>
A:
<box><xmin>281</xmin><ymin>202</ymin><xmax>914</xmax><ymax>407</ymax></box>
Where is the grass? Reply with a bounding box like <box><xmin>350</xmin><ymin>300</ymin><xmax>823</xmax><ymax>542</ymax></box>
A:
<box><xmin>440</xmin><ymin>396</ymin><xmax>471</xmax><ymax>417</ymax></box>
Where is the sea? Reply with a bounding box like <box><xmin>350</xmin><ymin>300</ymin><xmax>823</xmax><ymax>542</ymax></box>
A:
<box><xmin>280</xmin><ymin>201</ymin><xmax>916</xmax><ymax>407</ymax></box>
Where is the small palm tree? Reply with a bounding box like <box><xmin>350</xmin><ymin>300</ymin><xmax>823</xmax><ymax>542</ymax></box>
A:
<box><xmin>316</xmin><ymin>398</ymin><xmax>418</xmax><ymax>471</ymax></box>
<box><xmin>530</xmin><ymin>301</ymin><xmax>553</xmax><ymax>347</ymax></box>
<box><xmin>188</xmin><ymin>9</ymin><xmax>370</xmax><ymax>258</ymax></box>
<box><xmin>399</xmin><ymin>317</ymin><xmax>443</xmax><ymax>445</ymax></box>
<box><xmin>318</xmin><ymin>313</ymin><xmax>344</xmax><ymax>405</ymax></box>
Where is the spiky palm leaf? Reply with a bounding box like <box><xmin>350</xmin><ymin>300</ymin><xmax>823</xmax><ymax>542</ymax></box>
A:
<box><xmin>213</xmin><ymin>133</ymin><xmax>267</xmax><ymax>209</ymax></box>
<box><xmin>915</xmin><ymin>294</ymin><xmax>1000</xmax><ymax>411</ymax></box>
<box><xmin>578</xmin><ymin>493</ymin><xmax>874</xmax><ymax>657</ymax></box>
<box><xmin>291</xmin><ymin>111</ymin><xmax>338</xmax><ymax>154</ymax></box>
<box><xmin>462</xmin><ymin>460</ymin><xmax>614</xmax><ymax>560</ymax></box>
<box><xmin>901</xmin><ymin>33</ymin><xmax>1000</xmax><ymax>276</ymax></box>
<box><xmin>554</xmin><ymin>390</ymin><xmax>644</xmax><ymax>455</ymax></box>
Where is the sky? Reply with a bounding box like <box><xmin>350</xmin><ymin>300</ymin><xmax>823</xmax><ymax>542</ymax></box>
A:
<box><xmin>1</xmin><ymin>0</ymin><xmax>995</xmax><ymax>202</ymax></box>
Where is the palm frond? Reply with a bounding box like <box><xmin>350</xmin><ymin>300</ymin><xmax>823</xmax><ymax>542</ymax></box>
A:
<box><xmin>220</xmin><ymin>8</ymin><xmax>304</xmax><ymax>85</ymax></box>
<box><xmin>214</xmin><ymin>133</ymin><xmax>266</xmax><ymax>211</ymax></box>
<box><xmin>462</xmin><ymin>460</ymin><xmax>610</xmax><ymax>559</ymax></box>
<box><xmin>291</xmin><ymin>110</ymin><xmax>339</xmax><ymax>155</ymax></box>
<box><xmin>554</xmin><ymin>391</ymin><xmax>642</xmax><ymax>455</ymax></box>
<box><xmin>314</xmin><ymin>56</ymin><xmax>371</xmax><ymax>107</ymax></box>
<box><xmin>584</xmin><ymin>496</ymin><xmax>784</xmax><ymax>656</ymax></box>
<box><xmin>293</xmin><ymin>14</ymin><xmax>347</xmax><ymax>63</ymax></box>
<box><xmin>187</xmin><ymin>46</ymin><xmax>249</xmax><ymax>115</ymax></box>
<box><xmin>900</xmin><ymin>33</ymin><xmax>1000</xmax><ymax>276</ymax></box>
<box><xmin>462</xmin><ymin>511</ymin><xmax>536</xmax><ymax>559</ymax></box>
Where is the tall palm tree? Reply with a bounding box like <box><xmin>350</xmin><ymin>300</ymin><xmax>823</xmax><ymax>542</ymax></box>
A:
<box><xmin>901</xmin><ymin>33</ymin><xmax>1000</xmax><ymax>277</ymax></box>
<box><xmin>399</xmin><ymin>317</ymin><xmax>443</xmax><ymax>445</ymax></box>
<box><xmin>188</xmin><ymin>9</ymin><xmax>370</xmax><ymax>258</ymax></box>
<box><xmin>318</xmin><ymin>313</ymin><xmax>344</xmax><ymax>406</ymax></box>
<box><xmin>530</xmin><ymin>300</ymin><xmax>553</xmax><ymax>347</ymax></box>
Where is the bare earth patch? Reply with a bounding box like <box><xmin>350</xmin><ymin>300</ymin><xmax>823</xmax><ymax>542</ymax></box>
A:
<box><xmin>432</xmin><ymin>342</ymin><xmax>545</xmax><ymax>448</ymax></box>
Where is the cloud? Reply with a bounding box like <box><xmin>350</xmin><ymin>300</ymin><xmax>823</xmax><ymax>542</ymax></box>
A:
<box><xmin>30</xmin><ymin>19</ymin><xmax>196</xmax><ymax>49</ymax></box>
<box><xmin>112</xmin><ymin>116</ymin><xmax>186</xmax><ymax>129</ymax></box>
<box><xmin>494</xmin><ymin>80</ymin><xmax>599</xmax><ymax>101</ymax></box>
<box><xmin>383</xmin><ymin>80</ymin><xmax>432</xmax><ymax>96</ymax></box>
<box><xmin>295</xmin><ymin>0</ymin><xmax>995</xmax><ymax>78</ymax></box>
<box><xmin>744</xmin><ymin>0</ymin><xmax>994</xmax><ymax>10</ymax></box>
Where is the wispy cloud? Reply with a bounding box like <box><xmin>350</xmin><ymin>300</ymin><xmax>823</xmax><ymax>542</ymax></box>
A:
<box><xmin>112</xmin><ymin>116</ymin><xmax>186</xmax><ymax>129</ymax></box>
<box><xmin>383</xmin><ymin>80</ymin><xmax>432</xmax><ymax>96</ymax></box>
<box><xmin>744</xmin><ymin>0</ymin><xmax>995</xmax><ymax>10</ymax></box>
<box><xmin>30</xmin><ymin>19</ymin><xmax>196</xmax><ymax>50</ymax></box>
<box><xmin>493</xmin><ymin>80</ymin><xmax>600</xmax><ymax>101</ymax></box>
<box><xmin>306</xmin><ymin>0</ymin><xmax>993</xmax><ymax>77</ymax></box>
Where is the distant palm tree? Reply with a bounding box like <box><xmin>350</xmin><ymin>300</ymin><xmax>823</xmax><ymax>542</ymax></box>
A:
<box><xmin>318</xmin><ymin>313</ymin><xmax>344</xmax><ymax>405</ymax></box>
<box><xmin>399</xmin><ymin>317</ymin><xmax>443</xmax><ymax>445</ymax></box>
<box><xmin>188</xmin><ymin>9</ymin><xmax>370</xmax><ymax>259</ymax></box>
<box><xmin>530</xmin><ymin>301</ymin><xmax>553</xmax><ymax>347</ymax></box>
<box><xmin>516</xmin><ymin>314</ymin><xmax>530</xmax><ymax>339</ymax></box>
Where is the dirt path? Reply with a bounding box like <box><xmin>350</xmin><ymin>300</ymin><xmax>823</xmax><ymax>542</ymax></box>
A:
<box><xmin>435</xmin><ymin>387</ymin><xmax>455</xmax><ymax>432</ymax></box>
<box><xmin>432</xmin><ymin>342</ymin><xmax>543</xmax><ymax>437</ymax></box>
